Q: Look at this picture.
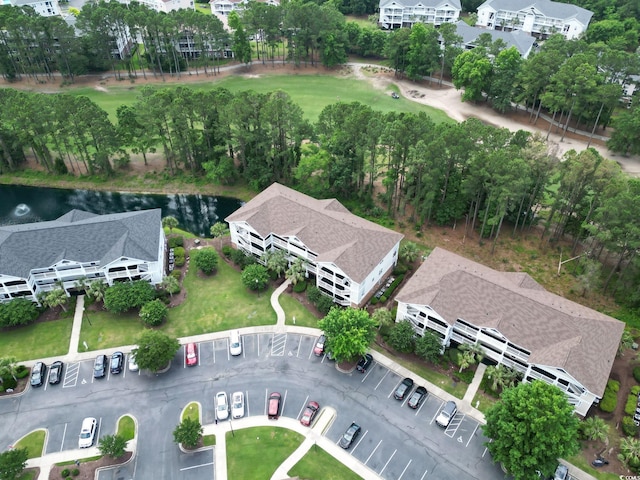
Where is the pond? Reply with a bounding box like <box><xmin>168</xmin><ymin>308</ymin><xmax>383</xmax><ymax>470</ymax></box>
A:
<box><xmin>0</xmin><ymin>184</ymin><xmax>244</xmax><ymax>237</ymax></box>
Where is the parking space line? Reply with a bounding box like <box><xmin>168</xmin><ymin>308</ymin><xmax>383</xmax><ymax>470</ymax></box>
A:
<box><xmin>398</xmin><ymin>459</ymin><xmax>412</xmax><ymax>480</ymax></box>
<box><xmin>379</xmin><ymin>449</ymin><xmax>397</xmax><ymax>475</ymax></box>
<box><xmin>225</xmin><ymin>338</ymin><xmax>230</xmax><ymax>361</ymax></box>
<box><xmin>297</xmin><ymin>396</ymin><xmax>309</xmax><ymax>420</ymax></box>
<box><xmin>420</xmin><ymin>469</ymin><xmax>429</xmax><ymax>480</ymax></box>
<box><xmin>212</xmin><ymin>341</ymin><xmax>216</xmax><ymax>364</ymax></box>
<box><xmin>361</xmin><ymin>368</ymin><xmax>373</xmax><ymax>383</ymax></box>
<box><xmin>374</xmin><ymin>371</ymin><xmax>389</xmax><ymax>390</ymax></box>
<box><xmin>281</xmin><ymin>390</ymin><xmax>288</xmax><ymax>414</ymax></box>
<box><xmin>257</xmin><ymin>335</ymin><xmax>260</xmax><ymax>356</ymax></box>
<box><xmin>264</xmin><ymin>388</ymin><xmax>268</xmax><ymax>415</ymax></box>
<box><xmin>388</xmin><ymin>379</ymin><xmax>403</xmax><ymax>398</ymax></box>
<box><xmin>63</xmin><ymin>363</ymin><xmax>79</xmax><ymax>388</ymax></box>
<box><xmin>241</xmin><ymin>336</ymin><xmax>245</xmax><ymax>359</ymax></box>
<box><xmin>444</xmin><ymin>413</ymin><xmax>465</xmax><ymax>438</ymax></box>
<box><xmin>96</xmin><ymin>417</ymin><xmax>103</xmax><ymax>441</ymax></box>
<box><xmin>364</xmin><ymin>438</ymin><xmax>381</xmax><ymax>463</ymax></box>
<box><xmin>351</xmin><ymin>429</ymin><xmax>367</xmax><ymax>454</ymax></box>
<box><xmin>430</xmin><ymin>400</ymin><xmax>445</xmax><ymax>425</ymax></box>
<box><xmin>60</xmin><ymin>423</ymin><xmax>67</xmax><ymax>452</ymax></box>
<box><xmin>245</xmin><ymin>390</ymin><xmax>250</xmax><ymax>417</ymax></box>
<box><xmin>415</xmin><ymin>396</ymin><xmax>428</xmax><ymax>416</ymax></box>
<box><xmin>483</xmin><ymin>439</ymin><xmax>492</xmax><ymax>457</ymax></box>
<box><xmin>296</xmin><ymin>339</ymin><xmax>302</xmax><ymax>358</ymax></box>
<box><xmin>179</xmin><ymin>462</ymin><xmax>214</xmax><ymax>471</ymax></box>
<box><xmin>467</xmin><ymin>422</ymin><xmax>479</xmax><ymax>447</ymax></box>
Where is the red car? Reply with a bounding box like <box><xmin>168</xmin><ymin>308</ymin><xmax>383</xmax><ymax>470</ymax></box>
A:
<box><xmin>313</xmin><ymin>335</ymin><xmax>326</xmax><ymax>356</ymax></box>
<box><xmin>300</xmin><ymin>401</ymin><xmax>320</xmax><ymax>426</ymax></box>
<box><xmin>185</xmin><ymin>343</ymin><xmax>198</xmax><ymax>366</ymax></box>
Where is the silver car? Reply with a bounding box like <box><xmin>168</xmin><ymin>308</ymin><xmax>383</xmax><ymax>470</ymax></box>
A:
<box><xmin>231</xmin><ymin>391</ymin><xmax>244</xmax><ymax>419</ymax></box>
<box><xmin>216</xmin><ymin>392</ymin><xmax>229</xmax><ymax>421</ymax></box>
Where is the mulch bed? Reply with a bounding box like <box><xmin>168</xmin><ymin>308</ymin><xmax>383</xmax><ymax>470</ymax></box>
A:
<box><xmin>48</xmin><ymin>451</ymin><xmax>132</xmax><ymax>480</ymax></box>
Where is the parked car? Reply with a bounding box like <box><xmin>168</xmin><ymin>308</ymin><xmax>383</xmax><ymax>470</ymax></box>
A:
<box><xmin>229</xmin><ymin>330</ymin><xmax>242</xmax><ymax>356</ymax></box>
<box><xmin>407</xmin><ymin>386</ymin><xmax>428</xmax><ymax>409</ymax></box>
<box><xmin>215</xmin><ymin>392</ymin><xmax>229</xmax><ymax>421</ymax></box>
<box><xmin>110</xmin><ymin>352</ymin><xmax>124</xmax><ymax>374</ymax></box>
<box><xmin>394</xmin><ymin>377</ymin><xmax>414</xmax><ymax>400</ymax></box>
<box><xmin>300</xmin><ymin>401</ymin><xmax>319</xmax><ymax>427</ymax></box>
<box><xmin>339</xmin><ymin>422</ymin><xmax>361</xmax><ymax>449</ymax></box>
<box><xmin>436</xmin><ymin>400</ymin><xmax>458</xmax><ymax>427</ymax></box>
<box><xmin>185</xmin><ymin>343</ymin><xmax>198</xmax><ymax>367</ymax></box>
<box><xmin>268</xmin><ymin>392</ymin><xmax>281</xmax><ymax>419</ymax></box>
<box><xmin>553</xmin><ymin>464</ymin><xmax>569</xmax><ymax>480</ymax></box>
<box><xmin>48</xmin><ymin>361</ymin><xmax>63</xmax><ymax>385</ymax></box>
<box><xmin>128</xmin><ymin>353</ymin><xmax>138</xmax><ymax>372</ymax></box>
<box><xmin>313</xmin><ymin>335</ymin><xmax>326</xmax><ymax>356</ymax></box>
<box><xmin>30</xmin><ymin>362</ymin><xmax>46</xmax><ymax>387</ymax></box>
<box><xmin>231</xmin><ymin>391</ymin><xmax>245</xmax><ymax>419</ymax></box>
<box><xmin>93</xmin><ymin>355</ymin><xmax>107</xmax><ymax>379</ymax></box>
<box><xmin>78</xmin><ymin>417</ymin><xmax>97</xmax><ymax>448</ymax></box>
<box><xmin>356</xmin><ymin>354</ymin><xmax>373</xmax><ymax>373</ymax></box>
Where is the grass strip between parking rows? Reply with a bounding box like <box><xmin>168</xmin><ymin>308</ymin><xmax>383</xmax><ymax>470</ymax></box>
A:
<box><xmin>289</xmin><ymin>444</ymin><xmax>364</xmax><ymax>480</ymax></box>
<box><xmin>14</xmin><ymin>430</ymin><xmax>45</xmax><ymax>459</ymax></box>
<box><xmin>117</xmin><ymin>415</ymin><xmax>135</xmax><ymax>442</ymax></box>
<box><xmin>56</xmin><ymin>455</ymin><xmax>101</xmax><ymax>466</ymax></box>
<box><xmin>226</xmin><ymin>427</ymin><xmax>303</xmax><ymax>479</ymax></box>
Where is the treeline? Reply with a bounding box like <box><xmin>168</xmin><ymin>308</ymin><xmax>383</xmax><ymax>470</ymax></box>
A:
<box><xmin>2</xmin><ymin>84</ymin><xmax>640</xmax><ymax>308</ymax></box>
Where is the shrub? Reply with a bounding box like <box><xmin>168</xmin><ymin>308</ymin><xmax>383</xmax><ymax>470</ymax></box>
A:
<box><xmin>139</xmin><ymin>299</ymin><xmax>168</xmax><ymax>327</ymax></box>
<box><xmin>379</xmin><ymin>295</ymin><xmax>387</xmax><ymax>303</ymax></box>
<box><xmin>1</xmin><ymin>376</ymin><xmax>17</xmax><ymax>389</ymax></box>
<box><xmin>15</xmin><ymin>365</ymin><xmax>29</xmax><ymax>379</ymax></box>
<box><xmin>170</xmin><ymin>269</ymin><xmax>181</xmax><ymax>280</ymax></box>
<box><xmin>306</xmin><ymin>285</ymin><xmax>322</xmax><ymax>304</ymax></box>
<box><xmin>632</xmin><ymin>385</ymin><xmax>640</xmax><ymax>395</ymax></box>
<box><xmin>168</xmin><ymin>236</ymin><xmax>184</xmax><ymax>248</ymax></box>
<box><xmin>622</xmin><ymin>416</ymin><xmax>639</xmax><ymax>436</ymax></box>
<box><xmin>625</xmin><ymin>394</ymin><xmax>637</xmax><ymax>415</ymax></box>
<box><xmin>316</xmin><ymin>295</ymin><xmax>334</xmax><ymax>315</ymax></box>
<box><xmin>293</xmin><ymin>281</ymin><xmax>307</xmax><ymax>293</ymax></box>
<box><xmin>0</xmin><ymin>298</ymin><xmax>40</xmax><ymax>327</ymax></box>
<box><xmin>222</xmin><ymin>245</ymin><xmax>233</xmax><ymax>258</ymax></box>
<box><xmin>608</xmin><ymin>379</ymin><xmax>620</xmax><ymax>392</ymax></box>
<box><xmin>231</xmin><ymin>249</ymin><xmax>255</xmax><ymax>268</ymax></box>
<box><xmin>393</xmin><ymin>263</ymin><xmax>408</xmax><ymax>275</ymax></box>
<box><xmin>599</xmin><ymin>381</ymin><xmax>619</xmax><ymax>413</ymax></box>
<box><xmin>370</xmin><ymin>297</ymin><xmax>379</xmax><ymax>305</ymax></box>
<box><xmin>633</xmin><ymin>367</ymin><xmax>640</xmax><ymax>383</ymax></box>
<box><xmin>61</xmin><ymin>468</ymin><xmax>70</xmax><ymax>478</ymax></box>
<box><xmin>0</xmin><ymin>385</ymin><xmax>4</xmax><ymax>393</ymax></box>
<box><xmin>174</xmin><ymin>247</ymin><xmax>186</xmax><ymax>267</ymax></box>
<box><xmin>382</xmin><ymin>274</ymin><xmax>404</xmax><ymax>299</ymax></box>
<box><xmin>192</xmin><ymin>247</ymin><xmax>219</xmax><ymax>275</ymax></box>
<box><xmin>448</xmin><ymin>347</ymin><xmax>461</xmax><ymax>366</ymax></box>
<box><xmin>71</xmin><ymin>468</ymin><xmax>80</xmax><ymax>476</ymax></box>
<box><xmin>388</xmin><ymin>320</ymin><xmax>416</xmax><ymax>353</ymax></box>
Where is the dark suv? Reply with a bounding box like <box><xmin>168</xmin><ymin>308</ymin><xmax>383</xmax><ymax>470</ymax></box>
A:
<box><xmin>30</xmin><ymin>362</ymin><xmax>46</xmax><ymax>387</ymax></box>
<box><xmin>94</xmin><ymin>355</ymin><xmax>108</xmax><ymax>378</ymax></box>
<box><xmin>356</xmin><ymin>354</ymin><xmax>373</xmax><ymax>373</ymax></box>
<box><xmin>110</xmin><ymin>352</ymin><xmax>124</xmax><ymax>374</ymax></box>
<box><xmin>394</xmin><ymin>377</ymin><xmax>414</xmax><ymax>400</ymax></box>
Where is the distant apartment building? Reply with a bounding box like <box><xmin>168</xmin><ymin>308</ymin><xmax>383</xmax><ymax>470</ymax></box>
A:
<box><xmin>451</xmin><ymin>20</ymin><xmax>536</xmax><ymax>58</ymax></box>
<box><xmin>378</xmin><ymin>0</ymin><xmax>461</xmax><ymax>29</ymax></box>
<box><xmin>4</xmin><ymin>0</ymin><xmax>61</xmax><ymax>16</ymax></box>
<box><xmin>120</xmin><ymin>0</ymin><xmax>194</xmax><ymax>13</ymax></box>
<box><xmin>210</xmin><ymin>0</ymin><xmax>278</xmax><ymax>17</ymax></box>
<box><xmin>476</xmin><ymin>0</ymin><xmax>593</xmax><ymax>40</ymax></box>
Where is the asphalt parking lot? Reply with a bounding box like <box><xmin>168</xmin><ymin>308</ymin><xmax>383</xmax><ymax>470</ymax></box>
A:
<box><xmin>2</xmin><ymin>332</ymin><xmax>506</xmax><ymax>480</ymax></box>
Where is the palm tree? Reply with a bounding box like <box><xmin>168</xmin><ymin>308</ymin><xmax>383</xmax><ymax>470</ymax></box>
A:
<box><xmin>619</xmin><ymin>329</ymin><xmax>634</xmax><ymax>356</ymax></box>
<box><xmin>160</xmin><ymin>275</ymin><xmax>180</xmax><ymax>297</ymax></box>
<box><xmin>457</xmin><ymin>343</ymin><xmax>484</xmax><ymax>372</ymax></box>
<box><xmin>399</xmin><ymin>241</ymin><xmax>421</xmax><ymax>264</ymax></box>
<box><xmin>263</xmin><ymin>250</ymin><xmax>288</xmax><ymax>278</ymax></box>
<box><xmin>581</xmin><ymin>416</ymin><xmax>609</xmax><ymax>443</ymax></box>
<box><xmin>0</xmin><ymin>357</ymin><xmax>19</xmax><ymax>382</ymax></box>
<box><xmin>285</xmin><ymin>258</ymin><xmax>307</xmax><ymax>285</ymax></box>
<box><xmin>485</xmin><ymin>364</ymin><xmax>518</xmax><ymax>392</ymax></box>
<box><xmin>618</xmin><ymin>437</ymin><xmax>640</xmax><ymax>470</ymax></box>
<box><xmin>86</xmin><ymin>280</ymin><xmax>107</xmax><ymax>304</ymax></box>
<box><xmin>44</xmin><ymin>285</ymin><xmax>69</xmax><ymax>312</ymax></box>
<box><xmin>162</xmin><ymin>216</ymin><xmax>179</xmax><ymax>233</ymax></box>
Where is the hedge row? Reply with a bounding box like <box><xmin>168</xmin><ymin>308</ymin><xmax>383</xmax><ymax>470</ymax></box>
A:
<box><xmin>599</xmin><ymin>379</ymin><xmax>620</xmax><ymax>413</ymax></box>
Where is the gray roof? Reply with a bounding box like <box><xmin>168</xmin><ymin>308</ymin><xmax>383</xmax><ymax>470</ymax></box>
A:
<box><xmin>379</xmin><ymin>0</ymin><xmax>461</xmax><ymax>10</ymax></box>
<box><xmin>225</xmin><ymin>183</ymin><xmax>404</xmax><ymax>283</ymax></box>
<box><xmin>396</xmin><ymin>247</ymin><xmax>623</xmax><ymax>397</ymax></box>
<box><xmin>453</xmin><ymin>21</ymin><xmax>535</xmax><ymax>57</ymax></box>
<box><xmin>478</xmin><ymin>0</ymin><xmax>593</xmax><ymax>26</ymax></box>
<box><xmin>0</xmin><ymin>209</ymin><xmax>162</xmax><ymax>279</ymax></box>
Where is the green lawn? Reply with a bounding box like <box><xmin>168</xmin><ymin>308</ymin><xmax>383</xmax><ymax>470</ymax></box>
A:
<box><xmin>226</xmin><ymin>427</ymin><xmax>303</xmax><ymax>479</ymax></box>
<box><xmin>567</xmin><ymin>453</ymin><xmax>620</xmax><ymax>480</ymax></box>
<box><xmin>65</xmin><ymin>74</ymin><xmax>453</xmax><ymax>124</ymax></box>
<box><xmin>117</xmin><ymin>415</ymin><xmax>136</xmax><ymax>442</ymax></box>
<box><xmin>80</xmin><ymin>259</ymin><xmax>276</xmax><ymax>350</ymax></box>
<box><xmin>0</xmin><ymin>316</ymin><xmax>74</xmax><ymax>361</ymax></box>
<box><xmin>182</xmin><ymin>402</ymin><xmax>200</xmax><ymax>422</ymax></box>
<box><xmin>17</xmin><ymin>470</ymin><xmax>37</xmax><ymax>480</ymax></box>
<box><xmin>14</xmin><ymin>430</ymin><xmax>45</xmax><ymax>459</ymax></box>
<box><xmin>203</xmin><ymin>434</ymin><xmax>216</xmax><ymax>446</ymax></box>
<box><xmin>280</xmin><ymin>293</ymin><xmax>321</xmax><ymax>327</ymax></box>
<box><xmin>289</xmin><ymin>444</ymin><xmax>363</xmax><ymax>480</ymax></box>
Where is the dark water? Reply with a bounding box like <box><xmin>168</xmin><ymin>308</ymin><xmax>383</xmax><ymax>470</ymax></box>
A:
<box><xmin>0</xmin><ymin>184</ymin><xmax>244</xmax><ymax>237</ymax></box>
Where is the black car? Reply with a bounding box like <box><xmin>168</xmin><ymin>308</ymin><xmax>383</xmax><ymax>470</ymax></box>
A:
<box><xmin>48</xmin><ymin>361</ymin><xmax>64</xmax><ymax>385</ymax></box>
<box><xmin>30</xmin><ymin>361</ymin><xmax>46</xmax><ymax>387</ymax></box>
<box><xmin>339</xmin><ymin>422</ymin><xmax>361</xmax><ymax>449</ymax></box>
<box><xmin>394</xmin><ymin>377</ymin><xmax>414</xmax><ymax>400</ymax></box>
<box><xmin>94</xmin><ymin>354</ymin><xmax>108</xmax><ymax>378</ymax></box>
<box><xmin>110</xmin><ymin>352</ymin><xmax>124</xmax><ymax>374</ymax></box>
<box><xmin>407</xmin><ymin>386</ymin><xmax>428</xmax><ymax>409</ymax></box>
<box><xmin>356</xmin><ymin>354</ymin><xmax>373</xmax><ymax>373</ymax></box>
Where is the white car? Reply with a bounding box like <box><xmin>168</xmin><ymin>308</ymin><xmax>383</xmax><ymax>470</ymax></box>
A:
<box><xmin>216</xmin><ymin>392</ymin><xmax>229</xmax><ymax>421</ymax></box>
<box><xmin>128</xmin><ymin>353</ymin><xmax>138</xmax><ymax>372</ymax></box>
<box><xmin>229</xmin><ymin>330</ymin><xmax>242</xmax><ymax>356</ymax></box>
<box><xmin>231</xmin><ymin>391</ymin><xmax>245</xmax><ymax>419</ymax></box>
<box><xmin>78</xmin><ymin>417</ymin><xmax>97</xmax><ymax>448</ymax></box>
<box><xmin>435</xmin><ymin>401</ymin><xmax>457</xmax><ymax>427</ymax></box>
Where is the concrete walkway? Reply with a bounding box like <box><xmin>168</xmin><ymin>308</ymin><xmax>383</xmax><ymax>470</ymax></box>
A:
<box><xmin>18</xmin><ymin>287</ymin><xmax>597</xmax><ymax>480</ymax></box>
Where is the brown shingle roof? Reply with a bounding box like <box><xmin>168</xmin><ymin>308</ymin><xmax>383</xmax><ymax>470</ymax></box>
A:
<box><xmin>225</xmin><ymin>183</ymin><xmax>403</xmax><ymax>283</ymax></box>
<box><xmin>396</xmin><ymin>247</ymin><xmax>624</xmax><ymax>397</ymax></box>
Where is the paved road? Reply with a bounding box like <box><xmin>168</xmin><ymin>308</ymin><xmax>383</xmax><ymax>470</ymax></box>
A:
<box><xmin>2</xmin><ymin>333</ymin><xmax>504</xmax><ymax>480</ymax></box>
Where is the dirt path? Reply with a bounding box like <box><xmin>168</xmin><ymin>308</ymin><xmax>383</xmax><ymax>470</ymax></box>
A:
<box><xmin>347</xmin><ymin>63</ymin><xmax>640</xmax><ymax>177</ymax></box>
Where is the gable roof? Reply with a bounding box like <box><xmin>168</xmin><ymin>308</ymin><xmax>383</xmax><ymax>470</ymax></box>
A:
<box><xmin>452</xmin><ymin>21</ymin><xmax>535</xmax><ymax>57</ymax></box>
<box><xmin>379</xmin><ymin>0</ymin><xmax>461</xmax><ymax>10</ymax></box>
<box><xmin>225</xmin><ymin>183</ymin><xmax>404</xmax><ymax>283</ymax></box>
<box><xmin>396</xmin><ymin>247</ymin><xmax>623</xmax><ymax>397</ymax></box>
<box><xmin>478</xmin><ymin>0</ymin><xmax>593</xmax><ymax>26</ymax></box>
<box><xmin>0</xmin><ymin>209</ymin><xmax>162</xmax><ymax>279</ymax></box>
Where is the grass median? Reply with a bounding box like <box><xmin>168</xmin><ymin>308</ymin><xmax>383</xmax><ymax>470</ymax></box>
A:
<box><xmin>289</xmin><ymin>443</ymin><xmax>363</xmax><ymax>480</ymax></box>
<box><xmin>14</xmin><ymin>429</ymin><xmax>45</xmax><ymax>459</ymax></box>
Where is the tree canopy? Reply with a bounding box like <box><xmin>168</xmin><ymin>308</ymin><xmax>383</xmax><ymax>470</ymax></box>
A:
<box><xmin>483</xmin><ymin>381</ymin><xmax>580</xmax><ymax>480</ymax></box>
<box><xmin>317</xmin><ymin>307</ymin><xmax>377</xmax><ymax>362</ymax></box>
<box><xmin>133</xmin><ymin>330</ymin><xmax>180</xmax><ymax>373</ymax></box>
<box><xmin>0</xmin><ymin>447</ymin><xmax>28</xmax><ymax>480</ymax></box>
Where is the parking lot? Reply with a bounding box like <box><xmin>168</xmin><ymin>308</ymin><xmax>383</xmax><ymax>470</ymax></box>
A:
<box><xmin>9</xmin><ymin>332</ymin><xmax>505</xmax><ymax>480</ymax></box>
